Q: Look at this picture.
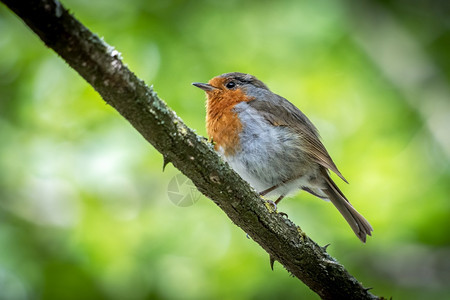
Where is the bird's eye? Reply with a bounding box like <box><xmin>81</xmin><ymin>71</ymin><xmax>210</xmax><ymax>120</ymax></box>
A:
<box><xmin>225</xmin><ymin>81</ymin><xmax>236</xmax><ymax>89</ymax></box>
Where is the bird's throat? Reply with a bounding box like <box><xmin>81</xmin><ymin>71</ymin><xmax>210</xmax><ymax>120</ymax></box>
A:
<box><xmin>206</xmin><ymin>100</ymin><xmax>243</xmax><ymax>156</ymax></box>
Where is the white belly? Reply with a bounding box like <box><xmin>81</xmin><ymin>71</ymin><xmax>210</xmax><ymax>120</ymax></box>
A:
<box><xmin>219</xmin><ymin>102</ymin><xmax>323</xmax><ymax>198</ymax></box>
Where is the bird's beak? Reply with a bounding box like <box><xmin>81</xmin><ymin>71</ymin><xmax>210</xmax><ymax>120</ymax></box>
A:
<box><xmin>192</xmin><ymin>82</ymin><xmax>217</xmax><ymax>91</ymax></box>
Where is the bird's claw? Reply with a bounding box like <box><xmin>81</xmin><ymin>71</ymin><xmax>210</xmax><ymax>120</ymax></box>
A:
<box><xmin>278</xmin><ymin>212</ymin><xmax>288</xmax><ymax>218</ymax></box>
<box><xmin>264</xmin><ymin>199</ymin><xmax>277</xmax><ymax>213</ymax></box>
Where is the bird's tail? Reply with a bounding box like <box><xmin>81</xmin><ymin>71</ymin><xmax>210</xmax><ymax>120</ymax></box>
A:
<box><xmin>322</xmin><ymin>170</ymin><xmax>373</xmax><ymax>243</ymax></box>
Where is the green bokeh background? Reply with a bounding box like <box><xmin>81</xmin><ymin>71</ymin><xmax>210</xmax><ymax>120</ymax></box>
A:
<box><xmin>1</xmin><ymin>0</ymin><xmax>449</xmax><ymax>299</ymax></box>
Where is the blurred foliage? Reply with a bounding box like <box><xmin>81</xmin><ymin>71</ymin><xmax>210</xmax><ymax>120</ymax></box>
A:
<box><xmin>0</xmin><ymin>0</ymin><xmax>449</xmax><ymax>299</ymax></box>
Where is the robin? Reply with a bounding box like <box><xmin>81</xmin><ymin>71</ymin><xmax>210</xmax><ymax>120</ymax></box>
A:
<box><xmin>193</xmin><ymin>72</ymin><xmax>373</xmax><ymax>242</ymax></box>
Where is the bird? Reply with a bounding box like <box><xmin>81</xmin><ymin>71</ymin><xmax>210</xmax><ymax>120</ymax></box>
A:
<box><xmin>192</xmin><ymin>72</ymin><xmax>373</xmax><ymax>243</ymax></box>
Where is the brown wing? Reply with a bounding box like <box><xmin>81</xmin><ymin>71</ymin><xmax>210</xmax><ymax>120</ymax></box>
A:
<box><xmin>247</xmin><ymin>93</ymin><xmax>348</xmax><ymax>183</ymax></box>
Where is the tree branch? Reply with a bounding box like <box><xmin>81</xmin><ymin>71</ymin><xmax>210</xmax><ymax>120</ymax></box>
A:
<box><xmin>1</xmin><ymin>0</ymin><xmax>381</xmax><ymax>299</ymax></box>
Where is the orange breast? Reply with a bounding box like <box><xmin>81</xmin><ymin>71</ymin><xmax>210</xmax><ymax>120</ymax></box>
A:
<box><xmin>206</xmin><ymin>87</ymin><xmax>252</xmax><ymax>156</ymax></box>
